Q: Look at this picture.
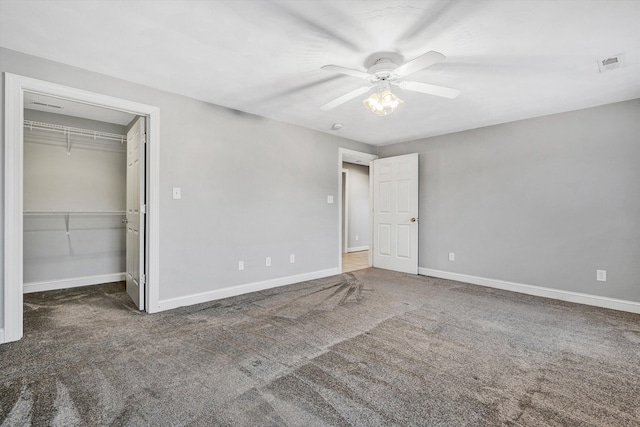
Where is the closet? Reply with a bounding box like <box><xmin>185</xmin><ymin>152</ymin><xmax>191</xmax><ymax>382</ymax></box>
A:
<box><xmin>22</xmin><ymin>105</ymin><xmax>134</xmax><ymax>293</ymax></box>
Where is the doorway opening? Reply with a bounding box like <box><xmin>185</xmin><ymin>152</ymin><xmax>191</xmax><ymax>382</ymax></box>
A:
<box><xmin>3</xmin><ymin>73</ymin><xmax>160</xmax><ymax>344</ymax></box>
<box><xmin>338</xmin><ymin>148</ymin><xmax>377</xmax><ymax>273</ymax></box>
<box><xmin>23</xmin><ymin>94</ymin><xmax>135</xmax><ymax>295</ymax></box>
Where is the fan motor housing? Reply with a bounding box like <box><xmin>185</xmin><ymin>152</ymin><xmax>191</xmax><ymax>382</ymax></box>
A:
<box><xmin>363</xmin><ymin>51</ymin><xmax>404</xmax><ymax>68</ymax></box>
<box><xmin>368</xmin><ymin>59</ymin><xmax>400</xmax><ymax>82</ymax></box>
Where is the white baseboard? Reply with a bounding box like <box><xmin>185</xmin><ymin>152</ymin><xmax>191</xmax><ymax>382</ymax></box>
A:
<box><xmin>419</xmin><ymin>268</ymin><xmax>640</xmax><ymax>315</ymax></box>
<box><xmin>0</xmin><ymin>329</ymin><xmax>4</xmax><ymax>344</ymax></box>
<box><xmin>346</xmin><ymin>246</ymin><xmax>369</xmax><ymax>253</ymax></box>
<box><xmin>158</xmin><ymin>267</ymin><xmax>342</xmax><ymax>311</ymax></box>
<box><xmin>23</xmin><ymin>273</ymin><xmax>127</xmax><ymax>294</ymax></box>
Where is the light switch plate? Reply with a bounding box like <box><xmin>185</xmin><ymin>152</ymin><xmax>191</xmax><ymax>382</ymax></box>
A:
<box><xmin>266</xmin><ymin>257</ymin><xmax>271</xmax><ymax>267</ymax></box>
<box><xmin>448</xmin><ymin>252</ymin><xmax>455</xmax><ymax>261</ymax></box>
<box><xmin>290</xmin><ymin>254</ymin><xmax>295</xmax><ymax>263</ymax></box>
<box><xmin>172</xmin><ymin>187</ymin><xmax>181</xmax><ymax>199</ymax></box>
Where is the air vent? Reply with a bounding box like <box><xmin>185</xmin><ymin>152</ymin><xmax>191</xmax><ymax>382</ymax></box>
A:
<box><xmin>30</xmin><ymin>101</ymin><xmax>63</xmax><ymax>109</ymax></box>
<box><xmin>597</xmin><ymin>54</ymin><xmax>625</xmax><ymax>73</ymax></box>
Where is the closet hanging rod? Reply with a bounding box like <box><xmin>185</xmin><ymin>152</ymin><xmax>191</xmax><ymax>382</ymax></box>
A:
<box><xmin>23</xmin><ymin>120</ymin><xmax>126</xmax><ymax>143</ymax></box>
<box><xmin>24</xmin><ymin>210</ymin><xmax>126</xmax><ymax>216</ymax></box>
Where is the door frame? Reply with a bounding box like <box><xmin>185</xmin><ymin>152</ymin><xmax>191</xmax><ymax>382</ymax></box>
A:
<box><xmin>341</xmin><ymin>168</ymin><xmax>349</xmax><ymax>253</ymax></box>
<box><xmin>338</xmin><ymin>148</ymin><xmax>377</xmax><ymax>272</ymax></box>
<box><xmin>3</xmin><ymin>73</ymin><xmax>161</xmax><ymax>343</ymax></box>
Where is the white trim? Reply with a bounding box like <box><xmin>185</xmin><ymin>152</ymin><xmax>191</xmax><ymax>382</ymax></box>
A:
<box><xmin>0</xmin><ymin>329</ymin><xmax>4</xmax><ymax>343</ymax></box>
<box><xmin>23</xmin><ymin>273</ymin><xmax>126</xmax><ymax>294</ymax></box>
<box><xmin>3</xmin><ymin>73</ymin><xmax>161</xmax><ymax>343</ymax></box>
<box><xmin>368</xmin><ymin>163</ymin><xmax>374</xmax><ymax>268</ymax></box>
<box><xmin>342</xmin><ymin>168</ymin><xmax>349</xmax><ymax>253</ymax></box>
<box><xmin>419</xmin><ymin>268</ymin><xmax>640</xmax><ymax>314</ymax></box>
<box><xmin>338</xmin><ymin>148</ymin><xmax>377</xmax><ymax>273</ymax></box>
<box><xmin>346</xmin><ymin>246</ymin><xmax>369</xmax><ymax>253</ymax></box>
<box><xmin>158</xmin><ymin>268</ymin><xmax>341</xmax><ymax>311</ymax></box>
<box><xmin>4</xmin><ymin>73</ymin><xmax>24</xmax><ymax>344</ymax></box>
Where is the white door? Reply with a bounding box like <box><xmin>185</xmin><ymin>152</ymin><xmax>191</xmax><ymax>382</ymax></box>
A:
<box><xmin>126</xmin><ymin>117</ymin><xmax>145</xmax><ymax>309</ymax></box>
<box><xmin>372</xmin><ymin>153</ymin><xmax>419</xmax><ymax>274</ymax></box>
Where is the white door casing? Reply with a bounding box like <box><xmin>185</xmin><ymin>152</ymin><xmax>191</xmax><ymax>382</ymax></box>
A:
<box><xmin>126</xmin><ymin>117</ymin><xmax>145</xmax><ymax>309</ymax></box>
<box><xmin>342</xmin><ymin>168</ymin><xmax>349</xmax><ymax>253</ymax></box>
<box><xmin>372</xmin><ymin>153</ymin><xmax>419</xmax><ymax>274</ymax></box>
<box><xmin>3</xmin><ymin>73</ymin><xmax>160</xmax><ymax>343</ymax></box>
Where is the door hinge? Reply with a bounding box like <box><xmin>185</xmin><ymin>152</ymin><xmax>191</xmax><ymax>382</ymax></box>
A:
<box><xmin>141</xmin><ymin>274</ymin><xmax>146</xmax><ymax>285</ymax></box>
<box><xmin>142</xmin><ymin>134</ymin><xmax>147</xmax><ymax>144</ymax></box>
<box><xmin>141</xmin><ymin>204</ymin><xmax>146</xmax><ymax>214</ymax></box>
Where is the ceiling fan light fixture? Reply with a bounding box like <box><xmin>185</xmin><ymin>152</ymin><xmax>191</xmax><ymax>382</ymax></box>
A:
<box><xmin>363</xmin><ymin>89</ymin><xmax>403</xmax><ymax>116</ymax></box>
<box><xmin>321</xmin><ymin>50</ymin><xmax>456</xmax><ymax>113</ymax></box>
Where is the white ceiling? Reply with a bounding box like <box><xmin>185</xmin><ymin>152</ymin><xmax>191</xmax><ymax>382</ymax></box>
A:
<box><xmin>1</xmin><ymin>0</ymin><xmax>639</xmax><ymax>145</ymax></box>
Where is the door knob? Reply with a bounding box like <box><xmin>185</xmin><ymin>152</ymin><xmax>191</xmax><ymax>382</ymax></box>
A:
<box><xmin>410</xmin><ymin>217</ymin><xmax>418</xmax><ymax>222</ymax></box>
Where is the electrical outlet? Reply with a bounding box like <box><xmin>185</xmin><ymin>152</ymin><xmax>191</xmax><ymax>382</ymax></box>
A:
<box><xmin>327</xmin><ymin>195</ymin><xmax>334</xmax><ymax>204</ymax></box>
<box><xmin>448</xmin><ymin>252</ymin><xmax>455</xmax><ymax>261</ymax></box>
<box><xmin>597</xmin><ymin>270</ymin><xmax>607</xmax><ymax>282</ymax></box>
<box><xmin>238</xmin><ymin>261</ymin><xmax>244</xmax><ymax>271</ymax></box>
<box><xmin>172</xmin><ymin>187</ymin><xmax>181</xmax><ymax>199</ymax></box>
<box><xmin>355</xmin><ymin>235</ymin><xmax>359</xmax><ymax>241</ymax></box>
<box><xmin>290</xmin><ymin>254</ymin><xmax>295</xmax><ymax>263</ymax></box>
<box><xmin>266</xmin><ymin>257</ymin><xmax>271</xmax><ymax>267</ymax></box>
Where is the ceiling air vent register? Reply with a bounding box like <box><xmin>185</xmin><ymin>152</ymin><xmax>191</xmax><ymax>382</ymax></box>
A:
<box><xmin>29</xmin><ymin>101</ymin><xmax>63</xmax><ymax>109</ymax></box>
<box><xmin>597</xmin><ymin>54</ymin><xmax>625</xmax><ymax>73</ymax></box>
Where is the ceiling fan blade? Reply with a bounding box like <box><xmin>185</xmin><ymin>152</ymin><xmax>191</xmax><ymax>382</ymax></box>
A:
<box><xmin>321</xmin><ymin>65</ymin><xmax>372</xmax><ymax>80</ymax></box>
<box><xmin>393</xmin><ymin>51</ymin><xmax>446</xmax><ymax>78</ymax></box>
<box><xmin>320</xmin><ymin>86</ymin><xmax>372</xmax><ymax>111</ymax></box>
<box><xmin>398</xmin><ymin>81</ymin><xmax>460</xmax><ymax>99</ymax></box>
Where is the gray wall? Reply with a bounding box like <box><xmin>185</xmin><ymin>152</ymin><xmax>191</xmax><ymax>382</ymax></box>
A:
<box><xmin>0</xmin><ymin>47</ymin><xmax>376</xmax><ymax>327</ymax></box>
<box><xmin>23</xmin><ymin>110</ymin><xmax>126</xmax><ymax>283</ymax></box>
<box><xmin>3</xmin><ymin>46</ymin><xmax>637</xmax><ymax>334</ymax></box>
<box><xmin>342</xmin><ymin>162</ymin><xmax>370</xmax><ymax>251</ymax></box>
<box><xmin>379</xmin><ymin>99</ymin><xmax>640</xmax><ymax>303</ymax></box>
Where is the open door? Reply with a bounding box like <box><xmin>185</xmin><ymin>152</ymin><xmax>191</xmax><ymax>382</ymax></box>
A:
<box><xmin>372</xmin><ymin>153</ymin><xmax>419</xmax><ymax>274</ymax></box>
<box><xmin>126</xmin><ymin>117</ymin><xmax>145</xmax><ymax>309</ymax></box>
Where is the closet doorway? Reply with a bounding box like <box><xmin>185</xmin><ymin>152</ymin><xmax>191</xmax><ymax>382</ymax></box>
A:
<box><xmin>23</xmin><ymin>97</ymin><xmax>136</xmax><ymax>298</ymax></box>
<box><xmin>3</xmin><ymin>73</ymin><xmax>160</xmax><ymax>344</ymax></box>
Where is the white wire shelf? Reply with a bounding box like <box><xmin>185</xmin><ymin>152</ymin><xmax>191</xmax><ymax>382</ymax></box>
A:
<box><xmin>24</xmin><ymin>210</ymin><xmax>126</xmax><ymax>234</ymax></box>
<box><xmin>24</xmin><ymin>120</ymin><xmax>126</xmax><ymax>143</ymax></box>
<box><xmin>24</xmin><ymin>210</ymin><xmax>126</xmax><ymax>216</ymax></box>
<box><xmin>24</xmin><ymin>120</ymin><xmax>127</xmax><ymax>154</ymax></box>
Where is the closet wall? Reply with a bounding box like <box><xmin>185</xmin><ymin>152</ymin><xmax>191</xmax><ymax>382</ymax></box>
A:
<box><xmin>23</xmin><ymin>109</ymin><xmax>128</xmax><ymax>290</ymax></box>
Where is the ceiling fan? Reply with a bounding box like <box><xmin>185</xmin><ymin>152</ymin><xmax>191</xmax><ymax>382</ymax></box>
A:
<box><xmin>320</xmin><ymin>51</ymin><xmax>460</xmax><ymax>116</ymax></box>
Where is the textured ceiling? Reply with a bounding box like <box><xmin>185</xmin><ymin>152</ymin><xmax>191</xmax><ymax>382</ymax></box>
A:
<box><xmin>1</xmin><ymin>0</ymin><xmax>639</xmax><ymax>145</ymax></box>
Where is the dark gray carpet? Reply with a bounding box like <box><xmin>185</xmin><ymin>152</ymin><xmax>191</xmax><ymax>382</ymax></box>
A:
<box><xmin>1</xmin><ymin>268</ymin><xmax>639</xmax><ymax>426</ymax></box>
